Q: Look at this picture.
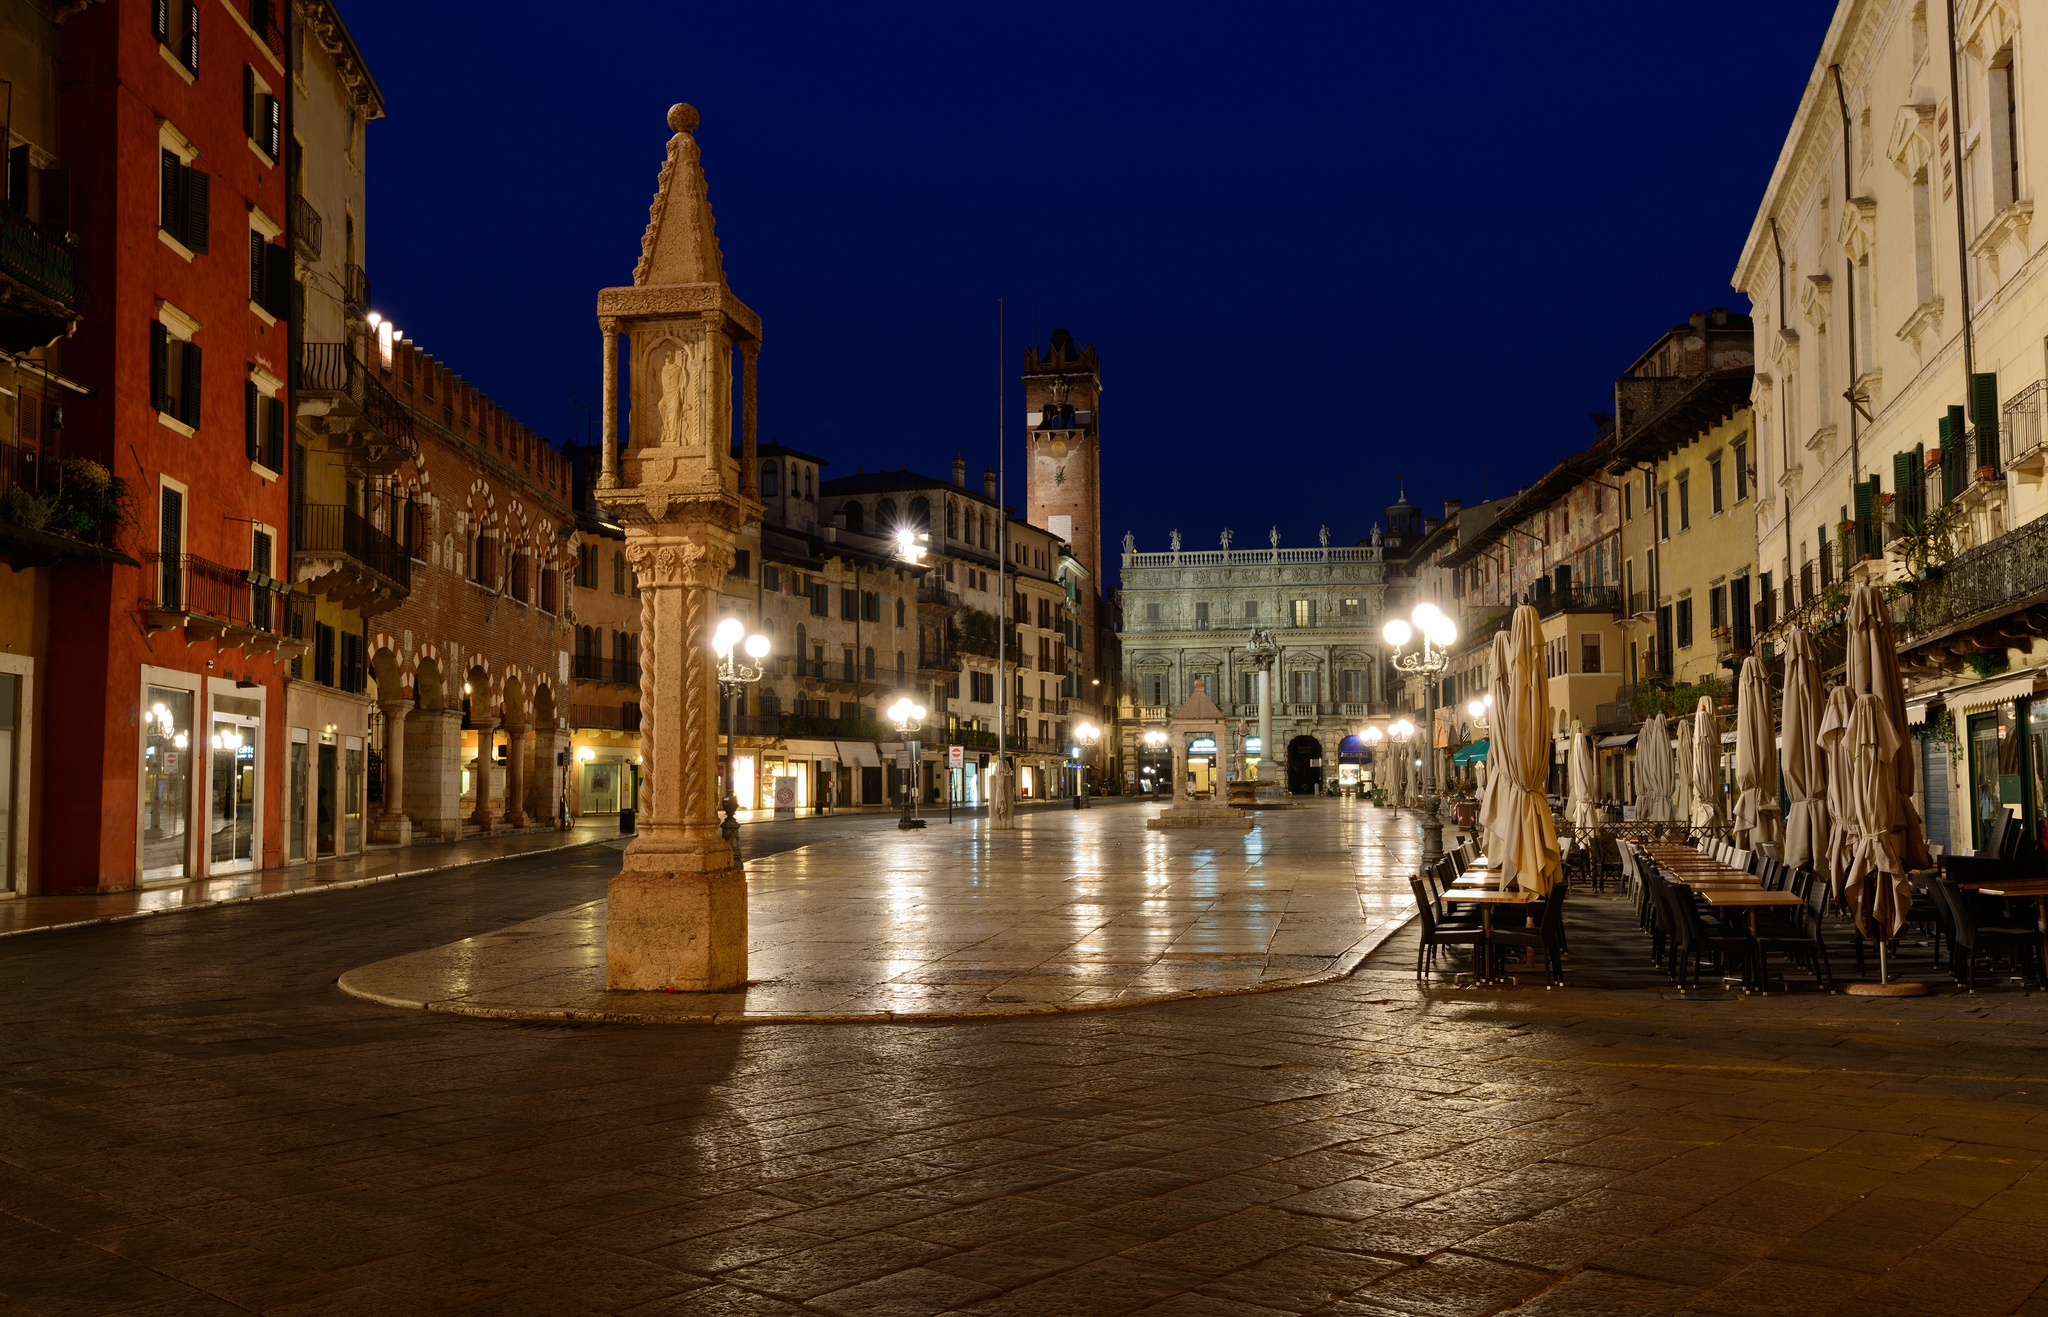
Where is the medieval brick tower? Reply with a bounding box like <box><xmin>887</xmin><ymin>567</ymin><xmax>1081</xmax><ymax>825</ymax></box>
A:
<box><xmin>1023</xmin><ymin>328</ymin><xmax>1104</xmax><ymax>712</ymax></box>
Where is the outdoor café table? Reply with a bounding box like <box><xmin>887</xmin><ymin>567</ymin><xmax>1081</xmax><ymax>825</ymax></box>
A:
<box><xmin>1454</xmin><ymin>889</ymin><xmax>1537</xmax><ymax>984</ymax></box>
<box><xmin>1696</xmin><ymin>888</ymin><xmax>1806</xmax><ymax>990</ymax></box>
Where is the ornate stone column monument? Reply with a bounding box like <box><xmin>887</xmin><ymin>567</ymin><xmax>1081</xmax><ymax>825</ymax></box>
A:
<box><xmin>594</xmin><ymin>104</ymin><xmax>764</xmax><ymax>991</ymax></box>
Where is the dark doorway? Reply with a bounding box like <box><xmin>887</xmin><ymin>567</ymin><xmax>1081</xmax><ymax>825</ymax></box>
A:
<box><xmin>316</xmin><ymin>742</ymin><xmax>338</xmax><ymax>857</ymax></box>
<box><xmin>861</xmin><ymin>765</ymin><xmax>882</xmax><ymax>804</ymax></box>
<box><xmin>1287</xmin><ymin>735</ymin><xmax>1324</xmax><ymax>795</ymax></box>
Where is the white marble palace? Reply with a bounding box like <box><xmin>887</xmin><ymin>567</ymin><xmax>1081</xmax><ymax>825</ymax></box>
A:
<box><xmin>1115</xmin><ymin>521</ymin><xmax>1401</xmax><ymax>796</ymax></box>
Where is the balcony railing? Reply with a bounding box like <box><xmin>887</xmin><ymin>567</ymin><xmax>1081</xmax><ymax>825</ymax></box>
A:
<box><xmin>573</xmin><ymin>655</ymin><xmax>641</xmax><ymax>685</ymax></box>
<box><xmin>0</xmin><ymin>207</ymin><xmax>78</xmax><ymax>311</ymax></box>
<box><xmin>571</xmin><ymin>703</ymin><xmax>642</xmax><ymax>732</ymax></box>
<box><xmin>1534</xmin><ymin>584</ymin><xmax>1622</xmax><ymax>619</ymax></box>
<box><xmin>2006</xmin><ymin>380</ymin><xmax>2048</xmax><ymax>470</ymax></box>
<box><xmin>917</xmin><ymin>583</ymin><xmax>961</xmax><ymax>609</ymax></box>
<box><xmin>917</xmin><ymin>650</ymin><xmax>962</xmax><ymax>672</ymax></box>
<box><xmin>295</xmin><ymin>340</ymin><xmax>361</xmax><ymax>402</ymax></box>
<box><xmin>1892</xmin><ymin>512</ymin><xmax>2048</xmax><ymax>647</ymax></box>
<box><xmin>145</xmin><ymin>553</ymin><xmax>289</xmax><ymax>632</ymax></box>
<box><xmin>345</xmin><ymin>263</ymin><xmax>371</xmax><ymax>315</ymax></box>
<box><xmin>290</xmin><ymin>195</ymin><xmax>322</xmax><ymax>262</ymax></box>
<box><xmin>294</xmin><ymin>503</ymin><xmax>411</xmax><ymax>590</ymax></box>
<box><xmin>362</xmin><ymin>376</ymin><xmax>418</xmax><ymax>459</ymax></box>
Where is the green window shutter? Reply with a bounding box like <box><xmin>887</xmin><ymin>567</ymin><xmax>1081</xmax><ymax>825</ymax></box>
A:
<box><xmin>1854</xmin><ymin>478</ymin><xmax>1875</xmax><ymax>559</ymax></box>
<box><xmin>1973</xmin><ymin>372</ymin><xmax>2001</xmax><ymax>473</ymax></box>
<box><xmin>1946</xmin><ymin>405</ymin><xmax>1968</xmax><ymax>501</ymax></box>
<box><xmin>1893</xmin><ymin>450</ymin><xmax>1917</xmax><ymax>519</ymax></box>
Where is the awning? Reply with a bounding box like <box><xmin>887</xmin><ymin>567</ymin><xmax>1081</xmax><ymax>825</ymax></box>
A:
<box><xmin>1946</xmin><ymin>673</ymin><xmax>2041</xmax><ymax>717</ymax></box>
<box><xmin>1597</xmin><ymin>733</ymin><xmax>1638</xmax><ymax>749</ymax></box>
<box><xmin>1451</xmin><ymin>740</ymin><xmax>1489</xmax><ymax>765</ymax></box>
<box><xmin>834</xmin><ymin>740</ymin><xmax>881</xmax><ymax>767</ymax></box>
<box><xmin>782</xmin><ymin>739</ymin><xmax>841</xmax><ymax>757</ymax></box>
<box><xmin>1905</xmin><ymin>701</ymin><xmax>1931</xmax><ymax>726</ymax></box>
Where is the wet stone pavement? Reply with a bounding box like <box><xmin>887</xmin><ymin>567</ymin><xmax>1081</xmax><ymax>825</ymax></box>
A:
<box><xmin>7</xmin><ymin>808</ymin><xmax>2048</xmax><ymax>1315</ymax></box>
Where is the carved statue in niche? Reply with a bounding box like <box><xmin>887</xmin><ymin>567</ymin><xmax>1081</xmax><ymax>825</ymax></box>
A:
<box><xmin>654</xmin><ymin>339</ymin><xmax>703</xmax><ymax>447</ymax></box>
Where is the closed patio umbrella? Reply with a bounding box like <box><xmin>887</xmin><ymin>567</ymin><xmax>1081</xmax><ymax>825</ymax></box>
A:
<box><xmin>1690</xmin><ymin>696</ymin><xmax>1725</xmax><ymax>830</ymax></box>
<box><xmin>1839</xmin><ymin>581</ymin><xmax>1928</xmax><ymax>943</ymax></box>
<box><xmin>1733</xmin><ymin>656</ymin><xmax>1780</xmax><ymax>855</ymax></box>
<box><xmin>1637</xmin><ymin>712</ymin><xmax>1672</xmax><ymax>823</ymax></box>
<box><xmin>1476</xmin><ymin>631</ymin><xmax>1513</xmax><ymax>842</ymax></box>
<box><xmin>1481</xmin><ymin>603</ymin><xmax>1562</xmax><ymax>895</ymax></box>
<box><xmin>1673</xmin><ymin>716</ymin><xmax>1696</xmax><ymax>826</ymax></box>
<box><xmin>1568</xmin><ymin>727</ymin><xmax>1597</xmax><ymax>833</ymax></box>
<box><xmin>1781</xmin><ymin>629</ymin><xmax>1828</xmax><ymax>872</ymax></box>
<box><xmin>1816</xmin><ymin>684</ymin><xmax>1856</xmax><ymax>897</ymax></box>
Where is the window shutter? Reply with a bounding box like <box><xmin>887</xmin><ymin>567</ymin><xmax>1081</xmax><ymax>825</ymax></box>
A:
<box><xmin>159</xmin><ymin>150</ymin><xmax>180</xmax><ymax>234</ymax></box>
<box><xmin>264</xmin><ymin>96</ymin><xmax>281</xmax><ymax>161</ymax></box>
<box><xmin>1853</xmin><ymin>477</ymin><xmax>1875</xmax><ymax>558</ymax></box>
<box><xmin>243</xmin><ymin>66</ymin><xmax>256</xmax><ymax>138</ymax></box>
<box><xmin>154</xmin><ymin>0</ymin><xmax>169</xmax><ymax>42</ymax></box>
<box><xmin>149</xmin><ymin>320</ymin><xmax>170</xmax><ymax>412</ymax></box>
<box><xmin>181</xmin><ymin>0</ymin><xmax>198</xmax><ymax>70</ymax></box>
<box><xmin>1894</xmin><ymin>450</ymin><xmax>1919</xmax><ymax>528</ymax></box>
<box><xmin>1948</xmin><ymin>404</ymin><xmax>1969</xmax><ymax>498</ymax></box>
<box><xmin>266</xmin><ymin>397</ymin><xmax>286</xmax><ymax>471</ymax></box>
<box><xmin>264</xmin><ymin>243</ymin><xmax>290</xmax><ymax>317</ymax></box>
<box><xmin>159</xmin><ymin>487</ymin><xmax>183</xmax><ymax>607</ymax></box>
<box><xmin>245</xmin><ymin>380</ymin><xmax>259</xmax><ymax>460</ymax></box>
<box><xmin>180</xmin><ymin>341</ymin><xmax>202</xmax><ymax>427</ymax></box>
<box><xmin>183</xmin><ymin>167</ymin><xmax>208</xmax><ymax>254</ymax></box>
<box><xmin>249</xmin><ymin>229</ymin><xmax>264</xmax><ymax>303</ymax></box>
<box><xmin>1973</xmin><ymin>372</ymin><xmax>2001</xmax><ymax>473</ymax></box>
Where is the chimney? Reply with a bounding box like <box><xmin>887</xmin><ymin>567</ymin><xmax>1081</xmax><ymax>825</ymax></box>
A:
<box><xmin>1444</xmin><ymin>499</ymin><xmax>1462</xmax><ymax>519</ymax></box>
<box><xmin>984</xmin><ymin>467</ymin><xmax>996</xmax><ymax>498</ymax></box>
<box><xmin>952</xmin><ymin>453</ymin><xmax>966</xmax><ymax>487</ymax></box>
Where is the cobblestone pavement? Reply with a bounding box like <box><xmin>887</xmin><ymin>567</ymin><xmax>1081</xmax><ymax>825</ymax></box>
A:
<box><xmin>338</xmin><ymin>800</ymin><xmax>1419</xmax><ymax>1022</ymax></box>
<box><xmin>8</xmin><ymin>809</ymin><xmax>2048</xmax><ymax>1316</ymax></box>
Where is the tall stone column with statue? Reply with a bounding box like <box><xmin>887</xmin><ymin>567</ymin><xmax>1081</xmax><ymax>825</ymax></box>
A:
<box><xmin>594</xmin><ymin>103</ymin><xmax>764</xmax><ymax>992</ymax></box>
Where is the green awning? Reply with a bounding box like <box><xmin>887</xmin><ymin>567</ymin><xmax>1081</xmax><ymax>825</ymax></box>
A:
<box><xmin>1452</xmin><ymin>739</ymin><xmax>1489</xmax><ymax>765</ymax></box>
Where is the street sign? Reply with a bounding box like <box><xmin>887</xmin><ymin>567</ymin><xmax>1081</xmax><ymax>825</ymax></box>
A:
<box><xmin>947</xmin><ymin>745</ymin><xmax>963</xmax><ymax>767</ymax></box>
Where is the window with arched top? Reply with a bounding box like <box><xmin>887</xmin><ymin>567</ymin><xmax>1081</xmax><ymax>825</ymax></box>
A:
<box><xmin>896</xmin><ymin>598</ymin><xmax>905</xmax><ymax>626</ymax></box>
<box><xmin>795</xmin><ymin>623</ymin><xmax>807</xmax><ymax>674</ymax></box>
<box><xmin>908</xmin><ymin>496</ymin><xmax>930</xmax><ymax>529</ymax></box>
<box><xmin>947</xmin><ymin>502</ymin><xmax>958</xmax><ymax>541</ymax></box>
<box><xmin>841</xmin><ymin>502</ymin><xmax>865</xmax><ymax>533</ymax></box>
<box><xmin>864</xmin><ymin>645</ymin><xmax>876</xmax><ymax>678</ymax></box>
<box><xmin>876</xmin><ymin>498</ymin><xmax>898</xmax><ymax>529</ymax></box>
<box><xmin>761</xmin><ymin>461</ymin><xmax>779</xmax><ymax>498</ymax></box>
<box><xmin>613</xmin><ymin>551</ymin><xmax>626</xmax><ymax>594</ymax></box>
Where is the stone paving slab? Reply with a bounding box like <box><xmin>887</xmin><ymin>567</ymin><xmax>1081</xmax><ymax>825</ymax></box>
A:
<box><xmin>337</xmin><ymin>801</ymin><xmax>1422</xmax><ymax>1023</ymax></box>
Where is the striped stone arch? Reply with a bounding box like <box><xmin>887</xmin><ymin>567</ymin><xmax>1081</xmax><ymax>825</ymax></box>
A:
<box><xmin>498</xmin><ymin>662</ymin><xmax>532</xmax><ymax>723</ymax></box>
<box><xmin>369</xmin><ymin>630</ymin><xmax>411</xmax><ymax>694</ymax></box>
<box><xmin>465</xmin><ymin>477</ymin><xmax>499</xmax><ymax>531</ymax></box>
<box><xmin>409</xmin><ymin>448</ymin><xmax>432</xmax><ymax>492</ymax></box>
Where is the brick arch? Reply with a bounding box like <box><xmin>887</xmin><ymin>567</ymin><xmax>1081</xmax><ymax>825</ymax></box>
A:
<box><xmin>369</xmin><ymin>631</ymin><xmax>411</xmax><ymax>694</ymax></box>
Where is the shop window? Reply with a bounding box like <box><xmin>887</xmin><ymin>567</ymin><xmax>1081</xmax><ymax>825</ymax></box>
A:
<box><xmin>141</xmin><ymin>686</ymin><xmax>195</xmax><ymax>882</ymax></box>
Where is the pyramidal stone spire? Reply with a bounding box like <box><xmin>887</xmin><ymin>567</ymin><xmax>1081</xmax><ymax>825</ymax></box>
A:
<box><xmin>634</xmin><ymin>103</ymin><xmax>727</xmax><ymax>289</ymax></box>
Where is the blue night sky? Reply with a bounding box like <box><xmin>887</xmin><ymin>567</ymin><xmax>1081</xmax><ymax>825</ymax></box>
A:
<box><xmin>348</xmin><ymin>1</ymin><xmax>1834</xmax><ymax>581</ymax></box>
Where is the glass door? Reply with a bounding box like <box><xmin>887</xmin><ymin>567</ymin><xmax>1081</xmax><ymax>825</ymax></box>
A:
<box><xmin>208</xmin><ymin>714</ymin><xmax>258</xmax><ymax>871</ymax></box>
<box><xmin>142</xmin><ymin>688</ymin><xmax>194</xmax><ymax>882</ymax></box>
<box><xmin>290</xmin><ymin>739</ymin><xmax>308</xmax><ymax>861</ymax></box>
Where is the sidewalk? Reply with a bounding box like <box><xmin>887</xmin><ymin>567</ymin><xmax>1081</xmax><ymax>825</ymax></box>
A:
<box><xmin>0</xmin><ymin>821</ymin><xmax>623</xmax><ymax>939</ymax></box>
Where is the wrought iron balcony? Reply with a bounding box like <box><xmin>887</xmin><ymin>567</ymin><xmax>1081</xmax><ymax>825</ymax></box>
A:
<box><xmin>294</xmin><ymin>342</ymin><xmax>417</xmax><ymax>470</ymax></box>
<box><xmin>345</xmin><ymin>263</ymin><xmax>371</xmax><ymax>316</ymax></box>
<box><xmin>1892</xmin><ymin>513</ymin><xmax>2048</xmax><ymax>661</ymax></box>
<box><xmin>291</xmin><ymin>195</ymin><xmax>323</xmax><ymax>261</ymax></box>
<box><xmin>1534</xmin><ymin>584</ymin><xmax>1621</xmax><ymax>619</ymax></box>
<box><xmin>143</xmin><ymin>552</ymin><xmax>301</xmax><ymax>656</ymax></box>
<box><xmin>571</xmin><ymin>702</ymin><xmax>641</xmax><ymax>732</ymax></box>
<box><xmin>0</xmin><ymin>208</ymin><xmax>80</xmax><ymax>350</ymax></box>
<box><xmin>293</xmin><ymin>503</ymin><xmax>411</xmax><ymax>613</ymax></box>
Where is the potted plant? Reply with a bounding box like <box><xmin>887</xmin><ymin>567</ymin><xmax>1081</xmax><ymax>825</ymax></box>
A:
<box><xmin>1977</xmin><ymin>464</ymin><xmax>1998</xmax><ymax>483</ymax></box>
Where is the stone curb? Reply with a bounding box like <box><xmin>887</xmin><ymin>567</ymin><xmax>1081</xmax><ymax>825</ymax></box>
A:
<box><xmin>0</xmin><ymin>838</ymin><xmax>611</xmax><ymax>941</ymax></box>
<box><xmin>334</xmin><ymin>909</ymin><xmax>1418</xmax><ymax>1027</ymax></box>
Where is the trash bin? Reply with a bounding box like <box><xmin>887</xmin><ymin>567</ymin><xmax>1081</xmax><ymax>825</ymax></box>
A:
<box><xmin>619</xmin><ymin>807</ymin><xmax>636</xmax><ymax>835</ymax></box>
<box><xmin>1071</xmin><ymin>794</ymin><xmax>1083</xmax><ymax>810</ymax></box>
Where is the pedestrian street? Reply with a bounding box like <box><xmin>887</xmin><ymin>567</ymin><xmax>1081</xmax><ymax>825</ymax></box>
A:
<box><xmin>339</xmin><ymin>798</ymin><xmax>1423</xmax><ymax>1023</ymax></box>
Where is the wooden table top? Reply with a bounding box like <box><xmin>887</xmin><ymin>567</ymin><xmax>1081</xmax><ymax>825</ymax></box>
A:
<box><xmin>1698</xmin><ymin>889</ymin><xmax>1805</xmax><ymax>906</ymax></box>
<box><xmin>1455</xmin><ymin>890</ymin><xmax>1537</xmax><ymax>904</ymax></box>
<box><xmin>1962</xmin><ymin>881</ymin><xmax>2048</xmax><ymax>897</ymax></box>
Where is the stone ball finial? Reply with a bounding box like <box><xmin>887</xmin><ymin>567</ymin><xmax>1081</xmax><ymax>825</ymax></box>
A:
<box><xmin>668</xmin><ymin>103</ymin><xmax>699</xmax><ymax>134</ymax></box>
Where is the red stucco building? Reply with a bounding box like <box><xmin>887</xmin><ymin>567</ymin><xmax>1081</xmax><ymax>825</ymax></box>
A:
<box><xmin>39</xmin><ymin>0</ymin><xmax>296</xmax><ymax>891</ymax></box>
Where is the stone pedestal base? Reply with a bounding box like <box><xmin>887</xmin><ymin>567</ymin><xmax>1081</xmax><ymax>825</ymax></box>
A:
<box><xmin>371</xmin><ymin>816</ymin><xmax>413</xmax><ymax>846</ymax></box>
<box><xmin>1147</xmin><ymin>801</ymin><xmax>1254</xmax><ymax>832</ymax></box>
<box><xmin>606</xmin><ymin>868</ymin><xmax>749</xmax><ymax>991</ymax></box>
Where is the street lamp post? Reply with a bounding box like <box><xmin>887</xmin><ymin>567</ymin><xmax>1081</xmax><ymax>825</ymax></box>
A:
<box><xmin>1384</xmin><ymin>603</ymin><xmax>1457</xmax><ymax>867</ymax></box>
<box><xmin>889</xmin><ymin>696</ymin><xmax>927</xmax><ymax>830</ymax></box>
<box><xmin>1360</xmin><ymin>725</ymin><xmax>1383</xmax><ymax>802</ymax></box>
<box><xmin>1073</xmin><ymin>722</ymin><xmax>1100</xmax><ymax>807</ymax></box>
<box><xmin>1143</xmin><ymin>728</ymin><xmax>1167</xmax><ymax>796</ymax></box>
<box><xmin>713</xmin><ymin>618</ymin><xmax>771</xmax><ymax>862</ymax></box>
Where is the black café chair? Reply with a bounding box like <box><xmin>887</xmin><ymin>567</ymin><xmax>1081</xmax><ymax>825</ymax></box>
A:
<box><xmin>1408</xmin><ymin>874</ymin><xmax>1484</xmax><ymax>980</ymax></box>
<box><xmin>1929</xmin><ymin>877</ymin><xmax>2042</xmax><ymax>991</ymax></box>
<box><xmin>1488</xmin><ymin>883</ymin><xmax>1569</xmax><ymax>987</ymax></box>
<box><xmin>1652</xmin><ymin>867</ymin><xmax>1750</xmax><ymax>990</ymax></box>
